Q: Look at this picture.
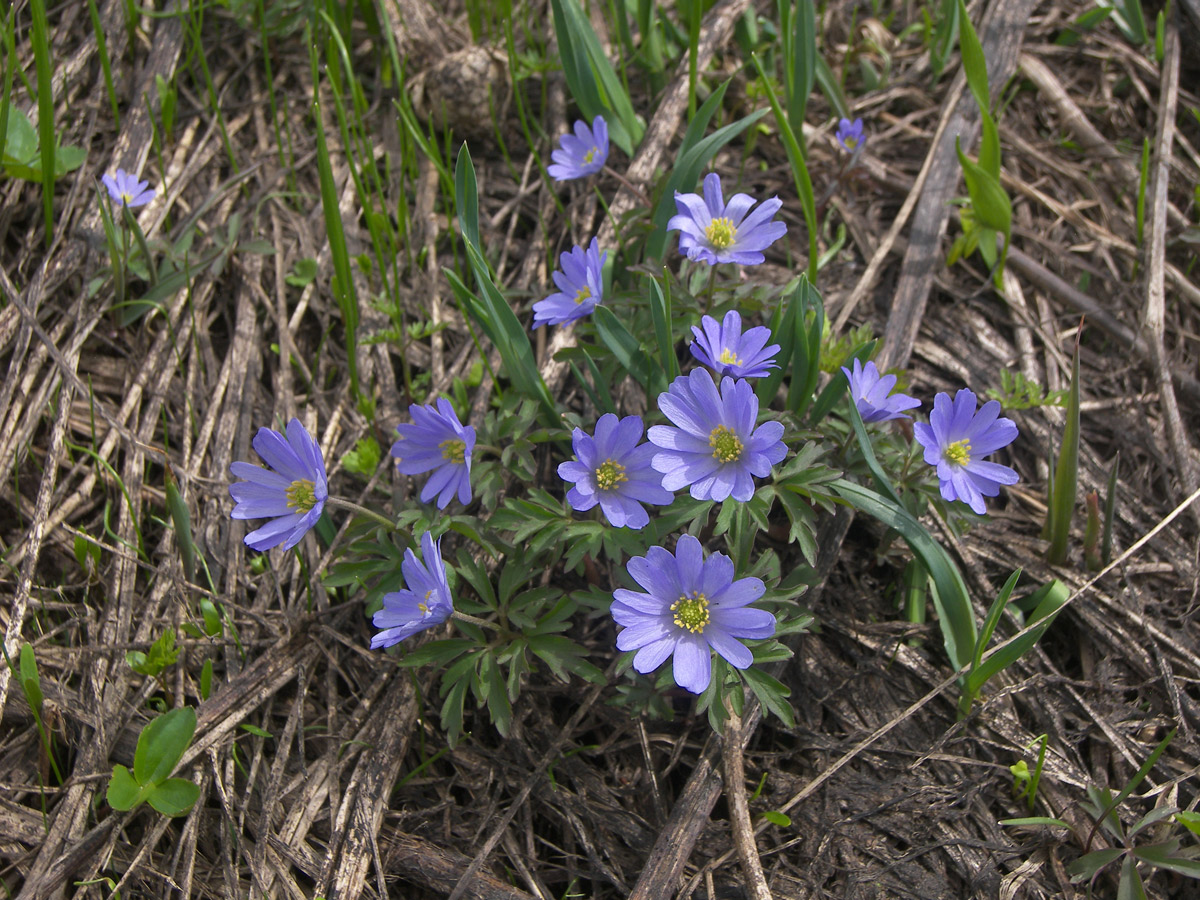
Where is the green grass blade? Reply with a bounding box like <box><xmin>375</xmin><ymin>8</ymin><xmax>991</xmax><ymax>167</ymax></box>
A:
<box><xmin>549</xmin><ymin>0</ymin><xmax>643</xmax><ymax>154</ymax></box>
<box><xmin>838</xmin><ymin>399</ymin><xmax>977</xmax><ymax>670</ymax></box>
<box><xmin>750</xmin><ymin>52</ymin><xmax>818</xmax><ymax>281</ymax></box>
<box><xmin>29</xmin><ymin>0</ymin><xmax>55</xmax><ymax>246</ymax></box>
<box><xmin>592</xmin><ymin>305</ymin><xmax>658</xmax><ymax>394</ymax></box>
<box><xmin>308</xmin><ymin>25</ymin><xmax>360</xmax><ymax>405</ymax></box>
<box><xmin>453</xmin><ymin>145</ymin><xmax>559</xmax><ymax>429</ymax></box>
<box><xmin>1046</xmin><ymin>347</ymin><xmax>1080</xmax><ymax>564</ymax></box>
<box><xmin>965</xmin><ymin>578</ymin><xmax>1066</xmax><ymax>705</ymax></box>
<box><xmin>648</xmin><ymin>275</ymin><xmax>678</xmax><ymax>382</ymax></box>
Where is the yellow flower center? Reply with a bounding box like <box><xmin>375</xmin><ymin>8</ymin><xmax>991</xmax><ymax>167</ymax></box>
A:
<box><xmin>843</xmin><ymin>135</ymin><xmax>858</xmax><ymax>150</ymax></box>
<box><xmin>440</xmin><ymin>438</ymin><xmax>466</xmax><ymax>464</ymax></box>
<box><xmin>595</xmin><ymin>459</ymin><xmax>627</xmax><ymax>490</ymax></box>
<box><xmin>705</xmin><ymin>217</ymin><xmax>737</xmax><ymax>249</ymax></box>
<box><xmin>418</xmin><ymin>588</ymin><xmax>433</xmax><ymax>616</ymax></box>
<box><xmin>671</xmin><ymin>591</ymin><xmax>710</xmax><ymax>633</ymax></box>
<box><xmin>944</xmin><ymin>438</ymin><xmax>971</xmax><ymax>467</ymax></box>
<box><xmin>574</xmin><ymin>285</ymin><xmax>592</xmax><ymax>305</ymax></box>
<box><xmin>120</xmin><ymin>192</ymin><xmax>134</xmax><ymax>206</ymax></box>
<box><xmin>285</xmin><ymin>479</ymin><xmax>318</xmax><ymax>512</ymax></box>
<box><xmin>718</xmin><ymin>347</ymin><xmax>742</xmax><ymax>367</ymax></box>
<box><xmin>584</xmin><ymin>147</ymin><xmax>597</xmax><ymax>164</ymax></box>
<box><xmin>709</xmin><ymin>425</ymin><xmax>743</xmax><ymax>463</ymax></box>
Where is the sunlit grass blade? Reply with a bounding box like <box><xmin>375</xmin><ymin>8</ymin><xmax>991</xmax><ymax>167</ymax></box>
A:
<box><xmin>648</xmin><ymin>274</ymin><xmax>678</xmax><ymax>382</ymax></box>
<box><xmin>29</xmin><ymin>0</ymin><xmax>54</xmax><ymax>246</ymax></box>
<box><xmin>86</xmin><ymin>0</ymin><xmax>120</xmax><ymax>128</ymax></box>
<box><xmin>549</xmin><ymin>0</ymin><xmax>643</xmax><ymax>154</ymax></box>
<box><xmin>750</xmin><ymin>52</ymin><xmax>818</xmax><ymax>281</ymax></box>
<box><xmin>785</xmin><ymin>276</ymin><xmax>822</xmax><ymax>417</ymax></box>
<box><xmin>838</xmin><ymin>400</ymin><xmax>977</xmax><ymax>672</ymax></box>
<box><xmin>1046</xmin><ymin>346</ymin><xmax>1080</xmax><ymax>565</ymax></box>
<box><xmin>777</xmin><ymin>0</ymin><xmax>816</xmax><ymax>144</ymax></box>
<box><xmin>452</xmin><ymin>145</ymin><xmax>558</xmax><ymax>428</ymax></box>
<box><xmin>307</xmin><ymin>25</ymin><xmax>361</xmax><ymax>409</ymax></box>
<box><xmin>165</xmin><ymin>466</ymin><xmax>196</xmax><ymax>582</ymax></box>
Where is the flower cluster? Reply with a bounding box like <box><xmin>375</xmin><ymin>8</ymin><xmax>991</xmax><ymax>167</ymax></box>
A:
<box><xmin>226</xmin><ymin>104</ymin><xmax>1024</xmax><ymax>717</ymax></box>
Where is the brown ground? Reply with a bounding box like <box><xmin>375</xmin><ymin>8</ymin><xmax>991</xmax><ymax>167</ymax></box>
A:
<box><xmin>2</xmin><ymin>0</ymin><xmax>1200</xmax><ymax>898</ymax></box>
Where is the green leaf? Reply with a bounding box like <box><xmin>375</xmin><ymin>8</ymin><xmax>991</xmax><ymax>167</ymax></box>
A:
<box><xmin>955</xmin><ymin>137</ymin><xmax>1011</xmax><ymax>236</ymax></box>
<box><xmin>106</xmin><ymin>764</ymin><xmax>146</xmax><ymax>811</ymax></box>
<box><xmin>741</xmin><ymin>666</ymin><xmax>795</xmax><ymax>728</ymax></box>
<box><xmin>592</xmin><ymin>305</ymin><xmax>657</xmax><ymax>393</ymax></box>
<box><xmin>956</xmin><ymin>0</ymin><xmax>990</xmax><ymax>113</ymax></box>
<box><xmin>762</xmin><ymin>810</ymin><xmax>791</xmax><ymax>827</ymax></box>
<box><xmin>134</xmin><ymin>707</ymin><xmax>197</xmax><ymax>787</ymax></box>
<box><xmin>340</xmin><ymin>435</ymin><xmax>381</xmax><ymax>478</ymax></box>
<box><xmin>549</xmin><ymin>0</ymin><xmax>643</xmax><ymax>155</ymax></box>
<box><xmin>1046</xmin><ymin>347</ymin><xmax>1080</xmax><ymax>564</ymax></box>
<box><xmin>239</xmin><ymin>723</ymin><xmax>273</xmax><ymax>738</ymax></box>
<box><xmin>647</xmin><ymin>276</ymin><xmax>678</xmax><ymax>382</ymax></box>
<box><xmin>199</xmin><ymin>659</ymin><xmax>213</xmax><ymax>701</ymax></box>
<box><xmin>165</xmin><ymin>470</ymin><xmax>196</xmax><ymax>582</ymax></box>
<box><xmin>1117</xmin><ymin>855</ymin><xmax>1148</xmax><ymax>900</ymax></box>
<box><xmin>965</xmin><ymin>579</ymin><xmax>1067</xmax><ymax>700</ymax></box>
<box><xmin>286</xmin><ymin>257</ymin><xmax>318</xmax><ymax>287</ymax></box>
<box><xmin>999</xmin><ymin>816</ymin><xmax>1072</xmax><ymax>828</ymax></box>
<box><xmin>200</xmin><ymin>599</ymin><xmax>222</xmax><ymax>638</ymax></box>
<box><xmin>19</xmin><ymin>643</ymin><xmax>43</xmax><ymax>715</ymax></box>
<box><xmin>452</xmin><ymin>146</ymin><xmax>558</xmax><ymax>429</ymax></box>
<box><xmin>146</xmin><ymin>777</ymin><xmax>200</xmax><ymax>817</ymax></box>
<box><xmin>837</xmin><ymin>403</ymin><xmax>977</xmax><ymax>671</ymax></box>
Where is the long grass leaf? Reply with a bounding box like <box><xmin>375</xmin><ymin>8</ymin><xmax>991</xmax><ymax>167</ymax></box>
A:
<box><xmin>30</xmin><ymin>0</ymin><xmax>54</xmax><ymax>245</ymax></box>
<box><xmin>1046</xmin><ymin>347</ymin><xmax>1080</xmax><ymax>564</ymax></box>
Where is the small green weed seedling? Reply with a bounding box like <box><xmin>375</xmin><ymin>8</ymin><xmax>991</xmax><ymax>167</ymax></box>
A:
<box><xmin>1004</xmin><ymin>730</ymin><xmax>1200</xmax><ymax>897</ymax></box>
<box><xmin>107</xmin><ymin>707</ymin><xmax>200</xmax><ymax>817</ymax></box>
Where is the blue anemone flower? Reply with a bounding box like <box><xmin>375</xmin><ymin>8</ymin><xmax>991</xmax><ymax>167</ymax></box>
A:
<box><xmin>835</xmin><ymin>117</ymin><xmax>865</xmax><ymax>152</ymax></box>
<box><xmin>371</xmin><ymin>531</ymin><xmax>454</xmax><ymax>648</ymax></box>
<box><xmin>667</xmin><ymin>172</ymin><xmax>787</xmax><ymax>266</ymax></box>
<box><xmin>557</xmin><ymin>414</ymin><xmax>673</xmax><ymax>529</ymax></box>
<box><xmin>532</xmin><ymin>238</ymin><xmax>605</xmax><ymax>328</ymax></box>
<box><xmin>102</xmin><ymin>169</ymin><xmax>156</xmax><ymax>208</ymax></box>
<box><xmin>229</xmin><ymin>418</ymin><xmax>328</xmax><ymax>551</ymax></box>
<box><xmin>391</xmin><ymin>399</ymin><xmax>476</xmax><ymax>509</ymax></box>
<box><xmin>648</xmin><ymin>369</ymin><xmax>787</xmax><ymax>502</ymax></box>
<box><xmin>842</xmin><ymin>359</ymin><xmax>921</xmax><ymax>423</ymax></box>
<box><xmin>547</xmin><ymin>115</ymin><xmax>609</xmax><ymax>181</ymax></box>
<box><xmin>611</xmin><ymin>534</ymin><xmax>776</xmax><ymax>693</ymax></box>
<box><xmin>689</xmin><ymin>310</ymin><xmax>780</xmax><ymax>379</ymax></box>
<box><xmin>913</xmin><ymin>389</ymin><xmax>1019</xmax><ymax>515</ymax></box>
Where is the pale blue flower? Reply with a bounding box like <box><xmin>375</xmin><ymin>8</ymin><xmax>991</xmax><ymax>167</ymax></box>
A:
<box><xmin>102</xmin><ymin>169</ymin><xmax>155</xmax><ymax>208</ymax></box>
<box><xmin>611</xmin><ymin>534</ymin><xmax>776</xmax><ymax>693</ymax></box>
<box><xmin>648</xmin><ymin>369</ymin><xmax>787</xmax><ymax>502</ymax></box>
<box><xmin>913</xmin><ymin>389</ymin><xmax>1019</xmax><ymax>515</ymax></box>
<box><xmin>557</xmin><ymin>414</ymin><xmax>673</xmax><ymax>529</ymax></box>
<box><xmin>689</xmin><ymin>310</ymin><xmax>780</xmax><ymax>379</ymax></box>
<box><xmin>391</xmin><ymin>399</ymin><xmax>475</xmax><ymax>509</ymax></box>
<box><xmin>371</xmin><ymin>531</ymin><xmax>453</xmax><ymax>648</ymax></box>
<box><xmin>547</xmin><ymin>115</ymin><xmax>609</xmax><ymax>180</ymax></box>
<box><xmin>532</xmin><ymin>239</ymin><xmax>605</xmax><ymax>328</ymax></box>
<box><xmin>835</xmin><ymin>117</ymin><xmax>864</xmax><ymax>152</ymax></box>
<box><xmin>229</xmin><ymin>419</ymin><xmax>328</xmax><ymax>551</ymax></box>
<box><xmin>667</xmin><ymin>173</ymin><xmax>786</xmax><ymax>266</ymax></box>
<box><xmin>842</xmin><ymin>359</ymin><xmax>920</xmax><ymax>423</ymax></box>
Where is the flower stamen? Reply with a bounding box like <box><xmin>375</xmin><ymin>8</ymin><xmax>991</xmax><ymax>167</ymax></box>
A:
<box><xmin>944</xmin><ymin>438</ymin><xmax>971</xmax><ymax>467</ymax></box>
<box><xmin>284</xmin><ymin>479</ymin><xmax>318</xmax><ymax>512</ymax></box>
<box><xmin>574</xmin><ymin>285</ymin><xmax>592</xmax><ymax>305</ymax></box>
<box><xmin>439</xmin><ymin>438</ymin><xmax>467</xmax><ymax>464</ymax></box>
<box><xmin>671</xmin><ymin>591</ymin><xmax>710</xmax><ymax>633</ymax></box>
<box><xmin>595</xmin><ymin>459</ymin><xmax>627</xmax><ymax>491</ymax></box>
<box><xmin>718</xmin><ymin>347</ymin><xmax>742</xmax><ymax>367</ymax></box>
<box><xmin>709</xmin><ymin>424</ymin><xmax>744</xmax><ymax>463</ymax></box>
<box><xmin>705</xmin><ymin>217</ymin><xmax>737</xmax><ymax>249</ymax></box>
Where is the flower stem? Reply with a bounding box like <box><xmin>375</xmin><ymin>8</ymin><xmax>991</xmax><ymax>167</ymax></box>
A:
<box><xmin>452</xmin><ymin>610</ymin><xmax>501</xmax><ymax>632</ymax></box>
<box><xmin>325</xmin><ymin>496</ymin><xmax>396</xmax><ymax>530</ymax></box>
